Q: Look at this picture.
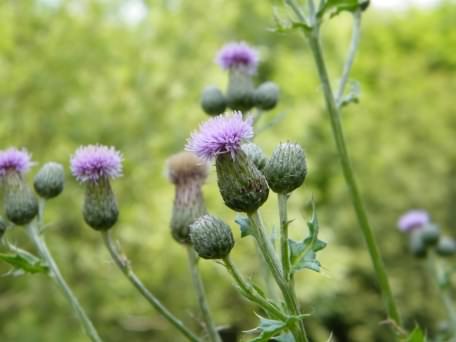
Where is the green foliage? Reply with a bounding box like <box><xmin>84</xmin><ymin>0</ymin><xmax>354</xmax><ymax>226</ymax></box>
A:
<box><xmin>403</xmin><ymin>326</ymin><xmax>427</xmax><ymax>342</ymax></box>
<box><xmin>0</xmin><ymin>247</ymin><xmax>49</xmax><ymax>275</ymax></box>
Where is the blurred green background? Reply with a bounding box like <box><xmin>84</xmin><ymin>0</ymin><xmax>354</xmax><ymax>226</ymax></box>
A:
<box><xmin>1</xmin><ymin>0</ymin><xmax>456</xmax><ymax>341</ymax></box>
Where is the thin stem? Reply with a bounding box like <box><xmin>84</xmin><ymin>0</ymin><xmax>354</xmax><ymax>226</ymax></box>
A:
<box><xmin>248</xmin><ymin>211</ymin><xmax>309</xmax><ymax>342</ymax></box>
<box><xmin>101</xmin><ymin>230</ymin><xmax>200</xmax><ymax>342</ymax></box>
<box><xmin>335</xmin><ymin>9</ymin><xmax>362</xmax><ymax>106</ymax></box>
<box><xmin>427</xmin><ymin>251</ymin><xmax>456</xmax><ymax>335</ymax></box>
<box><xmin>26</xmin><ymin>216</ymin><xmax>102</xmax><ymax>342</ymax></box>
<box><xmin>284</xmin><ymin>3</ymin><xmax>402</xmax><ymax>325</ymax></box>
<box><xmin>278</xmin><ymin>193</ymin><xmax>290</xmax><ymax>280</ymax></box>
<box><xmin>222</xmin><ymin>256</ymin><xmax>287</xmax><ymax>321</ymax></box>
<box><xmin>186</xmin><ymin>246</ymin><xmax>221</xmax><ymax>342</ymax></box>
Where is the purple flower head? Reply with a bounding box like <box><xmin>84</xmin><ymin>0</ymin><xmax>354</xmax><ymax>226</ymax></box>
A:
<box><xmin>216</xmin><ymin>42</ymin><xmax>259</xmax><ymax>74</ymax></box>
<box><xmin>71</xmin><ymin>144</ymin><xmax>123</xmax><ymax>183</ymax></box>
<box><xmin>397</xmin><ymin>210</ymin><xmax>430</xmax><ymax>232</ymax></box>
<box><xmin>0</xmin><ymin>148</ymin><xmax>33</xmax><ymax>177</ymax></box>
<box><xmin>186</xmin><ymin>112</ymin><xmax>254</xmax><ymax>161</ymax></box>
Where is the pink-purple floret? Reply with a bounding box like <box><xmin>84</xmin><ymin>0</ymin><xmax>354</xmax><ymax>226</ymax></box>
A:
<box><xmin>216</xmin><ymin>42</ymin><xmax>259</xmax><ymax>74</ymax></box>
<box><xmin>186</xmin><ymin>112</ymin><xmax>254</xmax><ymax>161</ymax></box>
<box><xmin>0</xmin><ymin>148</ymin><xmax>32</xmax><ymax>177</ymax></box>
<box><xmin>397</xmin><ymin>210</ymin><xmax>430</xmax><ymax>232</ymax></box>
<box><xmin>71</xmin><ymin>145</ymin><xmax>123</xmax><ymax>183</ymax></box>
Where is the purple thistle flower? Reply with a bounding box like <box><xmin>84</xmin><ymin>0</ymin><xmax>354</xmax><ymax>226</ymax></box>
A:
<box><xmin>71</xmin><ymin>144</ymin><xmax>123</xmax><ymax>183</ymax></box>
<box><xmin>0</xmin><ymin>148</ymin><xmax>33</xmax><ymax>177</ymax></box>
<box><xmin>216</xmin><ymin>42</ymin><xmax>259</xmax><ymax>75</ymax></box>
<box><xmin>186</xmin><ymin>112</ymin><xmax>254</xmax><ymax>161</ymax></box>
<box><xmin>398</xmin><ymin>210</ymin><xmax>430</xmax><ymax>232</ymax></box>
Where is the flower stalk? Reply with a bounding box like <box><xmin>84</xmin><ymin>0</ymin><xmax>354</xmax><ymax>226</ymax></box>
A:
<box><xmin>27</xmin><ymin>200</ymin><xmax>102</xmax><ymax>342</ymax></box>
<box><xmin>278</xmin><ymin>193</ymin><xmax>290</xmax><ymax>280</ymax></box>
<box><xmin>285</xmin><ymin>0</ymin><xmax>402</xmax><ymax>326</ymax></box>
<box><xmin>101</xmin><ymin>230</ymin><xmax>200</xmax><ymax>342</ymax></box>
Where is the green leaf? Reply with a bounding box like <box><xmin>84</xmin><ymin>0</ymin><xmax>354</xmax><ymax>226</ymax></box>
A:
<box><xmin>0</xmin><ymin>249</ymin><xmax>49</xmax><ymax>275</ymax></box>
<box><xmin>245</xmin><ymin>315</ymin><xmax>288</xmax><ymax>342</ymax></box>
<box><xmin>318</xmin><ymin>0</ymin><xmax>369</xmax><ymax>19</ymax></box>
<box><xmin>271</xmin><ymin>332</ymin><xmax>295</xmax><ymax>342</ymax></box>
<box><xmin>235</xmin><ymin>216</ymin><xmax>253</xmax><ymax>238</ymax></box>
<box><xmin>289</xmin><ymin>200</ymin><xmax>327</xmax><ymax>274</ymax></box>
<box><xmin>270</xmin><ymin>7</ymin><xmax>311</xmax><ymax>34</ymax></box>
<box><xmin>402</xmin><ymin>326</ymin><xmax>426</xmax><ymax>342</ymax></box>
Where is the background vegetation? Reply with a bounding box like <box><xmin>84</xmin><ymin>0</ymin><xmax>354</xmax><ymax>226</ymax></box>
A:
<box><xmin>0</xmin><ymin>0</ymin><xmax>455</xmax><ymax>341</ymax></box>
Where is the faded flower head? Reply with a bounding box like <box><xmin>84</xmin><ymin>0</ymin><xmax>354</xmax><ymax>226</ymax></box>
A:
<box><xmin>71</xmin><ymin>144</ymin><xmax>123</xmax><ymax>183</ymax></box>
<box><xmin>398</xmin><ymin>210</ymin><xmax>430</xmax><ymax>232</ymax></box>
<box><xmin>0</xmin><ymin>148</ymin><xmax>32</xmax><ymax>177</ymax></box>
<box><xmin>186</xmin><ymin>112</ymin><xmax>254</xmax><ymax>161</ymax></box>
<box><xmin>166</xmin><ymin>151</ymin><xmax>208</xmax><ymax>185</ymax></box>
<box><xmin>216</xmin><ymin>42</ymin><xmax>259</xmax><ymax>74</ymax></box>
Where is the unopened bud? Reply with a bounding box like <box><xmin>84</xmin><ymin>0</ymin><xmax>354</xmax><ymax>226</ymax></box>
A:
<box><xmin>83</xmin><ymin>178</ymin><xmax>118</xmax><ymax>230</ymax></box>
<box><xmin>436</xmin><ymin>237</ymin><xmax>456</xmax><ymax>257</ymax></box>
<box><xmin>421</xmin><ymin>223</ymin><xmax>440</xmax><ymax>246</ymax></box>
<box><xmin>34</xmin><ymin>162</ymin><xmax>65</xmax><ymax>199</ymax></box>
<box><xmin>409</xmin><ymin>229</ymin><xmax>427</xmax><ymax>258</ymax></box>
<box><xmin>216</xmin><ymin>152</ymin><xmax>269</xmax><ymax>213</ymax></box>
<box><xmin>190</xmin><ymin>215</ymin><xmax>234</xmax><ymax>259</ymax></box>
<box><xmin>264</xmin><ymin>143</ymin><xmax>307</xmax><ymax>194</ymax></box>
<box><xmin>254</xmin><ymin>82</ymin><xmax>279</xmax><ymax>110</ymax></box>
<box><xmin>241</xmin><ymin>143</ymin><xmax>267</xmax><ymax>171</ymax></box>
<box><xmin>3</xmin><ymin>173</ymin><xmax>38</xmax><ymax>225</ymax></box>
<box><xmin>201</xmin><ymin>86</ymin><xmax>227</xmax><ymax>116</ymax></box>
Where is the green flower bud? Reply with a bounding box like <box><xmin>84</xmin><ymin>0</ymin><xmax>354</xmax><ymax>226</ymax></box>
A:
<box><xmin>254</xmin><ymin>81</ymin><xmax>280</xmax><ymax>110</ymax></box>
<box><xmin>190</xmin><ymin>215</ymin><xmax>234</xmax><ymax>259</ymax></box>
<box><xmin>34</xmin><ymin>162</ymin><xmax>65</xmax><ymax>199</ymax></box>
<box><xmin>226</xmin><ymin>69</ymin><xmax>255</xmax><ymax>112</ymax></box>
<box><xmin>409</xmin><ymin>229</ymin><xmax>427</xmax><ymax>258</ymax></box>
<box><xmin>436</xmin><ymin>237</ymin><xmax>456</xmax><ymax>257</ymax></box>
<box><xmin>83</xmin><ymin>177</ymin><xmax>118</xmax><ymax>230</ymax></box>
<box><xmin>201</xmin><ymin>86</ymin><xmax>227</xmax><ymax>116</ymax></box>
<box><xmin>241</xmin><ymin>143</ymin><xmax>267</xmax><ymax>171</ymax></box>
<box><xmin>0</xmin><ymin>216</ymin><xmax>7</xmax><ymax>238</ymax></box>
<box><xmin>216</xmin><ymin>151</ymin><xmax>269</xmax><ymax>213</ymax></box>
<box><xmin>3</xmin><ymin>173</ymin><xmax>38</xmax><ymax>225</ymax></box>
<box><xmin>167</xmin><ymin>152</ymin><xmax>208</xmax><ymax>244</ymax></box>
<box><xmin>263</xmin><ymin>143</ymin><xmax>307</xmax><ymax>194</ymax></box>
<box><xmin>421</xmin><ymin>223</ymin><xmax>440</xmax><ymax>246</ymax></box>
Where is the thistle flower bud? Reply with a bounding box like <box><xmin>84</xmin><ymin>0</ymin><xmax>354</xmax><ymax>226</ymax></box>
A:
<box><xmin>226</xmin><ymin>69</ymin><xmax>255</xmax><ymax>112</ymax></box>
<box><xmin>201</xmin><ymin>86</ymin><xmax>226</xmax><ymax>116</ymax></box>
<box><xmin>71</xmin><ymin>145</ymin><xmax>123</xmax><ymax>231</ymax></box>
<box><xmin>421</xmin><ymin>223</ymin><xmax>440</xmax><ymax>246</ymax></box>
<box><xmin>34</xmin><ymin>162</ymin><xmax>65</xmax><ymax>199</ymax></box>
<box><xmin>254</xmin><ymin>82</ymin><xmax>280</xmax><ymax>110</ymax></box>
<box><xmin>0</xmin><ymin>148</ymin><xmax>38</xmax><ymax>225</ymax></box>
<box><xmin>409</xmin><ymin>229</ymin><xmax>427</xmax><ymax>258</ymax></box>
<box><xmin>189</xmin><ymin>215</ymin><xmax>234</xmax><ymax>259</ymax></box>
<box><xmin>264</xmin><ymin>142</ymin><xmax>307</xmax><ymax>194</ymax></box>
<box><xmin>436</xmin><ymin>237</ymin><xmax>456</xmax><ymax>257</ymax></box>
<box><xmin>216</xmin><ymin>152</ymin><xmax>269</xmax><ymax>213</ymax></box>
<box><xmin>241</xmin><ymin>143</ymin><xmax>267</xmax><ymax>171</ymax></box>
<box><xmin>167</xmin><ymin>152</ymin><xmax>208</xmax><ymax>244</ymax></box>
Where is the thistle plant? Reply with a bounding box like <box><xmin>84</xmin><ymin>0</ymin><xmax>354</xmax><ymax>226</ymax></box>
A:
<box><xmin>0</xmin><ymin>147</ymin><xmax>102</xmax><ymax>342</ymax></box>
<box><xmin>71</xmin><ymin>144</ymin><xmax>200</xmax><ymax>342</ymax></box>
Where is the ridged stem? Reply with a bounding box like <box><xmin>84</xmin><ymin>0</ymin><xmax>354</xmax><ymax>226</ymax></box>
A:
<box><xmin>101</xmin><ymin>230</ymin><xmax>200</xmax><ymax>342</ymax></box>
<box><xmin>278</xmin><ymin>193</ymin><xmax>290</xmax><ymax>280</ymax></box>
<box><xmin>248</xmin><ymin>211</ymin><xmax>309</xmax><ymax>342</ymax></box>
<box><xmin>27</xmin><ymin>201</ymin><xmax>102</xmax><ymax>342</ymax></box>
<box><xmin>186</xmin><ymin>246</ymin><xmax>221</xmax><ymax>342</ymax></box>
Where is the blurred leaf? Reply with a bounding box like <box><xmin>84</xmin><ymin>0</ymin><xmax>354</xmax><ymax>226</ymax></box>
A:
<box><xmin>271</xmin><ymin>332</ymin><xmax>294</xmax><ymax>341</ymax></box>
<box><xmin>0</xmin><ymin>250</ymin><xmax>49</xmax><ymax>275</ymax></box>
<box><xmin>339</xmin><ymin>80</ymin><xmax>361</xmax><ymax>108</ymax></box>
<box><xmin>271</xmin><ymin>6</ymin><xmax>311</xmax><ymax>33</ymax></box>
<box><xmin>245</xmin><ymin>315</ymin><xmax>288</xmax><ymax>342</ymax></box>
<box><xmin>235</xmin><ymin>215</ymin><xmax>254</xmax><ymax>238</ymax></box>
<box><xmin>402</xmin><ymin>326</ymin><xmax>426</xmax><ymax>342</ymax></box>
<box><xmin>318</xmin><ymin>0</ymin><xmax>369</xmax><ymax>18</ymax></box>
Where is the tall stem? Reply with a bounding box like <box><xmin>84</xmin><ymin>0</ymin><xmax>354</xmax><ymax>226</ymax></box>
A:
<box><xmin>278</xmin><ymin>193</ymin><xmax>290</xmax><ymax>280</ymax></box>
<box><xmin>186</xmin><ymin>246</ymin><xmax>221</xmax><ymax>342</ymax></box>
<box><xmin>101</xmin><ymin>231</ymin><xmax>200</xmax><ymax>342</ymax></box>
<box><xmin>248</xmin><ymin>211</ymin><xmax>309</xmax><ymax>342</ymax></box>
<box><xmin>26</xmin><ymin>217</ymin><xmax>102</xmax><ymax>342</ymax></box>
<box><xmin>427</xmin><ymin>251</ymin><xmax>456</xmax><ymax>335</ymax></box>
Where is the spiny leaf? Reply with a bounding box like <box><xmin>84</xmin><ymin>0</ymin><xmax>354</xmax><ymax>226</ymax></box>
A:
<box><xmin>318</xmin><ymin>0</ymin><xmax>369</xmax><ymax>19</ymax></box>
<box><xmin>402</xmin><ymin>326</ymin><xmax>426</xmax><ymax>342</ymax></box>
<box><xmin>0</xmin><ymin>250</ymin><xmax>49</xmax><ymax>275</ymax></box>
<box><xmin>235</xmin><ymin>215</ymin><xmax>253</xmax><ymax>238</ymax></box>
<box><xmin>245</xmin><ymin>315</ymin><xmax>288</xmax><ymax>342</ymax></box>
<box><xmin>271</xmin><ymin>332</ymin><xmax>294</xmax><ymax>342</ymax></box>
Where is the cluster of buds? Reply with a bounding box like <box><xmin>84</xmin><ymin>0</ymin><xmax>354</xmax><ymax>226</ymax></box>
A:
<box><xmin>398</xmin><ymin>210</ymin><xmax>456</xmax><ymax>258</ymax></box>
<box><xmin>0</xmin><ymin>148</ymin><xmax>65</xmax><ymax>226</ymax></box>
<box><xmin>201</xmin><ymin>42</ymin><xmax>280</xmax><ymax>115</ymax></box>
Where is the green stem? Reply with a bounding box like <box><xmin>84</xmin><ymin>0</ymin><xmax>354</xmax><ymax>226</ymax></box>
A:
<box><xmin>248</xmin><ymin>211</ymin><xmax>309</xmax><ymax>342</ymax></box>
<box><xmin>278</xmin><ymin>193</ymin><xmax>290</xmax><ymax>281</ymax></box>
<box><xmin>186</xmin><ymin>246</ymin><xmax>221</xmax><ymax>342</ymax></box>
<box><xmin>427</xmin><ymin>251</ymin><xmax>456</xmax><ymax>335</ymax></box>
<box><xmin>101</xmin><ymin>231</ymin><xmax>200</xmax><ymax>342</ymax></box>
<box><xmin>222</xmin><ymin>256</ymin><xmax>287</xmax><ymax>321</ymax></box>
<box><xmin>27</xmin><ymin>209</ymin><xmax>102</xmax><ymax>342</ymax></box>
